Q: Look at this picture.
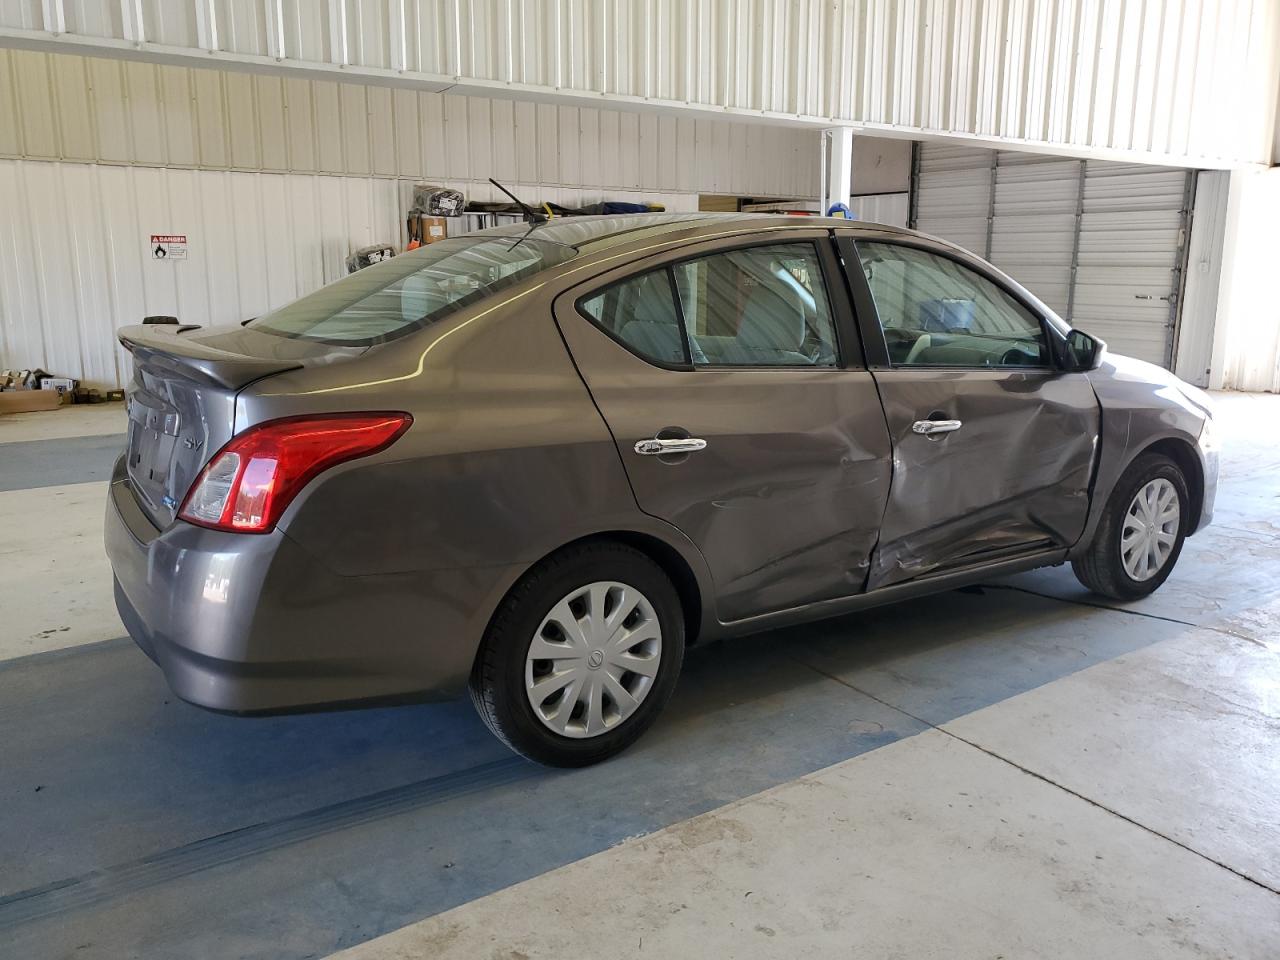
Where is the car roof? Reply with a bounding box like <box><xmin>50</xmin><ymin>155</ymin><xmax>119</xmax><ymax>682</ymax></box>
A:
<box><xmin>474</xmin><ymin>212</ymin><xmax>911</xmax><ymax>252</ymax></box>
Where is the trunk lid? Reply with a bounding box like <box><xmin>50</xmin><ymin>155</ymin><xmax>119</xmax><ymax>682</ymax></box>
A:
<box><xmin>117</xmin><ymin>323</ymin><xmax>348</xmax><ymax>528</ymax></box>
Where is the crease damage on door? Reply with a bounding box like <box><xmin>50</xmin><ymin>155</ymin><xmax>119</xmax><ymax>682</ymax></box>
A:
<box><xmin>868</xmin><ymin>398</ymin><xmax>1098</xmax><ymax>588</ymax></box>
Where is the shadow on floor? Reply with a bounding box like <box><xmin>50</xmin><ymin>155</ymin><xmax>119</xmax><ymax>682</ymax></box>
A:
<box><xmin>0</xmin><ymin>573</ymin><xmax>1189</xmax><ymax>959</ymax></box>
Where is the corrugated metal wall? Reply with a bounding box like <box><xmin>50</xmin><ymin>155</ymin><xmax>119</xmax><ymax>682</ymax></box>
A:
<box><xmin>913</xmin><ymin>142</ymin><xmax>1192</xmax><ymax>367</ymax></box>
<box><xmin>2</xmin><ymin>0</ymin><xmax>1277</xmax><ymax>168</ymax></box>
<box><xmin>0</xmin><ymin>48</ymin><xmax>811</xmax><ymax>390</ymax></box>
<box><xmin>0</xmin><ymin>159</ymin><xmax>698</xmax><ymax>389</ymax></box>
<box><xmin>0</xmin><ymin>161</ymin><xmax>399</xmax><ymax>389</ymax></box>
<box><xmin>0</xmin><ymin>49</ymin><xmax>817</xmax><ymax>197</ymax></box>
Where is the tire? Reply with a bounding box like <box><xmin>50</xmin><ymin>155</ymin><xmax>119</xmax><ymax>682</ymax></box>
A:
<box><xmin>469</xmin><ymin>541</ymin><xmax>686</xmax><ymax>767</ymax></box>
<box><xmin>1072</xmin><ymin>452</ymin><xmax>1190</xmax><ymax>601</ymax></box>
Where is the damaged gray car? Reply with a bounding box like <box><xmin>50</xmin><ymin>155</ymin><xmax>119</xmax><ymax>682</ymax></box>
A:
<box><xmin>106</xmin><ymin>213</ymin><xmax>1218</xmax><ymax>766</ymax></box>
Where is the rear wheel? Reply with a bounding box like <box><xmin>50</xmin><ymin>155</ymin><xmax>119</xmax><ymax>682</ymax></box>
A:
<box><xmin>470</xmin><ymin>542</ymin><xmax>685</xmax><ymax>767</ymax></box>
<box><xmin>1072</xmin><ymin>452</ymin><xmax>1189</xmax><ymax>600</ymax></box>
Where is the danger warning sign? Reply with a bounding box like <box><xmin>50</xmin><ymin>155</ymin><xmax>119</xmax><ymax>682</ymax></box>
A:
<box><xmin>151</xmin><ymin>234</ymin><xmax>188</xmax><ymax>260</ymax></box>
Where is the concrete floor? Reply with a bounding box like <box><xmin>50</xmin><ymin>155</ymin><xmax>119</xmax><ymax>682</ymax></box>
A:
<box><xmin>1</xmin><ymin>394</ymin><xmax>1278</xmax><ymax>959</ymax></box>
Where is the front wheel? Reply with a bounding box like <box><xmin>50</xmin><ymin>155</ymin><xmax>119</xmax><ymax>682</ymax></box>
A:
<box><xmin>469</xmin><ymin>542</ymin><xmax>685</xmax><ymax>767</ymax></box>
<box><xmin>1072</xmin><ymin>452</ymin><xmax>1189</xmax><ymax>600</ymax></box>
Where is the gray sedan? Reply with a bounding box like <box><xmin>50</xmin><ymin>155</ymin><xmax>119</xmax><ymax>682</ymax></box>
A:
<box><xmin>106</xmin><ymin>214</ymin><xmax>1218</xmax><ymax>766</ymax></box>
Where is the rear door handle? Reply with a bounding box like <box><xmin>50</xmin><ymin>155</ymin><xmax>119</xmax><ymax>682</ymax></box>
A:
<box><xmin>634</xmin><ymin>438</ymin><xmax>708</xmax><ymax>456</ymax></box>
<box><xmin>911</xmin><ymin>419</ymin><xmax>963</xmax><ymax>436</ymax></box>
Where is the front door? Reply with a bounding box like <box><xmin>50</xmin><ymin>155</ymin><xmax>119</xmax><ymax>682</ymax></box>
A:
<box><xmin>841</xmin><ymin>234</ymin><xmax>1100</xmax><ymax>591</ymax></box>
<box><xmin>554</xmin><ymin>233</ymin><xmax>892</xmax><ymax>623</ymax></box>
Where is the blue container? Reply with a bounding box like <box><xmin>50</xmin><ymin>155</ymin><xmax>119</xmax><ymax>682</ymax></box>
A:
<box><xmin>918</xmin><ymin>298</ymin><xmax>976</xmax><ymax>332</ymax></box>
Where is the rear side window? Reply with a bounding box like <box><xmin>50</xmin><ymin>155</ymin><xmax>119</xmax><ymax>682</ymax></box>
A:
<box><xmin>673</xmin><ymin>244</ymin><xmax>837</xmax><ymax>367</ymax></box>
<box><xmin>579</xmin><ymin>270</ymin><xmax>688</xmax><ymax>365</ymax></box>
<box><xmin>578</xmin><ymin>241</ymin><xmax>839</xmax><ymax>368</ymax></box>
<box><xmin>249</xmin><ymin>237</ymin><xmax>574</xmax><ymax>346</ymax></box>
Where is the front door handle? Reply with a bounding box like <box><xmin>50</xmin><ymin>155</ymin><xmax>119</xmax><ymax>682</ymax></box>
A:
<box><xmin>634</xmin><ymin>437</ymin><xmax>708</xmax><ymax>456</ymax></box>
<box><xmin>911</xmin><ymin>419</ymin><xmax>963</xmax><ymax>437</ymax></box>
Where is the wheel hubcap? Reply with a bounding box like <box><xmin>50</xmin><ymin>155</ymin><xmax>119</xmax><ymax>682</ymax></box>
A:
<box><xmin>1121</xmin><ymin>478</ymin><xmax>1180</xmax><ymax>582</ymax></box>
<box><xmin>524</xmin><ymin>581</ymin><xmax>662</xmax><ymax>739</ymax></box>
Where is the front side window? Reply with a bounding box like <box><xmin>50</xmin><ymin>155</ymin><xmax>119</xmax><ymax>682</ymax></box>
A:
<box><xmin>249</xmin><ymin>237</ymin><xmax>574</xmax><ymax>346</ymax></box>
<box><xmin>857</xmin><ymin>242</ymin><xmax>1048</xmax><ymax>368</ymax></box>
<box><xmin>673</xmin><ymin>244</ymin><xmax>838</xmax><ymax>367</ymax></box>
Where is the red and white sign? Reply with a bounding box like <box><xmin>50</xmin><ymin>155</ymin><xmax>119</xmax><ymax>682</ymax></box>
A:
<box><xmin>151</xmin><ymin>234</ymin><xmax>188</xmax><ymax>260</ymax></box>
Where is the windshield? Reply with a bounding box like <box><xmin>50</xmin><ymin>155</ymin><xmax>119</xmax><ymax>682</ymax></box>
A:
<box><xmin>248</xmin><ymin>236</ymin><xmax>574</xmax><ymax>346</ymax></box>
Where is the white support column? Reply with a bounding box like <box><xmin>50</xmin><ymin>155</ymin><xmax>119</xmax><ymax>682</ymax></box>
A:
<box><xmin>1209</xmin><ymin>167</ymin><xmax>1280</xmax><ymax>392</ymax></box>
<box><xmin>821</xmin><ymin>127</ymin><xmax>853</xmax><ymax>216</ymax></box>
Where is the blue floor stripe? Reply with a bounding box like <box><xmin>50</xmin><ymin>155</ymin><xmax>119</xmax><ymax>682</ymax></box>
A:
<box><xmin>0</xmin><ymin>581</ymin><xmax>1183</xmax><ymax>960</ymax></box>
<box><xmin>0</xmin><ymin>434</ymin><xmax>124</xmax><ymax>491</ymax></box>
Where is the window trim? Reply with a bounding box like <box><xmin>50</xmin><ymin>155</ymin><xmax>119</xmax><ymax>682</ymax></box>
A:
<box><xmin>838</xmin><ymin>233</ymin><xmax>1069</xmax><ymax>373</ymax></box>
<box><xmin>572</xmin><ymin>236</ymin><xmax>856</xmax><ymax>372</ymax></box>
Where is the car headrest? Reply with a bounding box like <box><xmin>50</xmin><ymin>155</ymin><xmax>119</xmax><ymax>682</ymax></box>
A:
<box><xmin>617</xmin><ymin>319</ymin><xmax>683</xmax><ymax>363</ymax></box>
<box><xmin>630</xmin><ymin>273</ymin><xmax>675</xmax><ymax>326</ymax></box>
<box><xmin>613</xmin><ymin>273</ymin><xmax>686</xmax><ymax>363</ymax></box>
<box><xmin>738</xmin><ymin>282</ymin><xmax>804</xmax><ymax>352</ymax></box>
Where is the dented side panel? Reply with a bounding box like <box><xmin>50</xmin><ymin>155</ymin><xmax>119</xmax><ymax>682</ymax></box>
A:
<box><xmin>1077</xmin><ymin>352</ymin><xmax>1216</xmax><ymax>546</ymax></box>
<box><xmin>556</xmin><ymin>322</ymin><xmax>894</xmax><ymax>622</ymax></box>
<box><xmin>867</xmin><ymin>369</ymin><xmax>1100</xmax><ymax>590</ymax></box>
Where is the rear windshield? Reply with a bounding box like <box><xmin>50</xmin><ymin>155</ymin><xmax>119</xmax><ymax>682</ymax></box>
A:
<box><xmin>248</xmin><ymin>237</ymin><xmax>574</xmax><ymax>346</ymax></box>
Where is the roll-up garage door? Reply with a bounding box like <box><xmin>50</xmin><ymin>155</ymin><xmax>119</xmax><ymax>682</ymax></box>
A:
<box><xmin>988</xmin><ymin>153</ymin><xmax>1081</xmax><ymax>319</ymax></box>
<box><xmin>912</xmin><ymin>145</ymin><xmax>991</xmax><ymax>255</ymax></box>
<box><xmin>1073</xmin><ymin>163</ymin><xmax>1193</xmax><ymax>366</ymax></box>
<box><xmin>911</xmin><ymin>142</ymin><xmax>1193</xmax><ymax>368</ymax></box>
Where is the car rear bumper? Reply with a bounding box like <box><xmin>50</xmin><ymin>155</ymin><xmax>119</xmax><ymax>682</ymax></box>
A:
<box><xmin>105</xmin><ymin>456</ymin><xmax>518</xmax><ymax>714</ymax></box>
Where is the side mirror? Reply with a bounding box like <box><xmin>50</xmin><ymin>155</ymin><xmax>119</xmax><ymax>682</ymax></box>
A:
<box><xmin>1066</xmin><ymin>329</ymin><xmax>1106</xmax><ymax>371</ymax></box>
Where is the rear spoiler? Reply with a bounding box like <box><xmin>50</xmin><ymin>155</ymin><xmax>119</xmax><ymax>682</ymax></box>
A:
<box><xmin>118</xmin><ymin>324</ymin><xmax>303</xmax><ymax>391</ymax></box>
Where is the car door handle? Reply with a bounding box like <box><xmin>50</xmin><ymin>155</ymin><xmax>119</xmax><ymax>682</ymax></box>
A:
<box><xmin>911</xmin><ymin>419</ymin><xmax>963</xmax><ymax>436</ymax></box>
<box><xmin>634</xmin><ymin>438</ymin><xmax>708</xmax><ymax>456</ymax></box>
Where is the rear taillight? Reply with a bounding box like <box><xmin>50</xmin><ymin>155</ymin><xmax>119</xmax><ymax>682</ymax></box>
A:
<box><xmin>178</xmin><ymin>413</ymin><xmax>412</xmax><ymax>533</ymax></box>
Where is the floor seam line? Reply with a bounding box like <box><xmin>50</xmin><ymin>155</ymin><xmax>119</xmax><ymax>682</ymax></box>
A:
<box><xmin>980</xmin><ymin>583</ymin><xmax>1267</xmax><ymax>648</ymax></box>
<box><xmin>0</xmin><ymin>757</ymin><xmax>538</xmax><ymax>930</ymax></box>
<box><xmin>791</xmin><ymin>655</ymin><xmax>1280</xmax><ymax>899</ymax></box>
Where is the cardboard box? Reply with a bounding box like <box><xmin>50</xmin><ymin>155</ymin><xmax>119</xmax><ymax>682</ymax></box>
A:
<box><xmin>0</xmin><ymin>389</ymin><xmax>62</xmax><ymax>414</ymax></box>
<box><xmin>40</xmin><ymin>376</ymin><xmax>78</xmax><ymax>396</ymax></box>
<box><xmin>422</xmin><ymin>217</ymin><xmax>448</xmax><ymax>243</ymax></box>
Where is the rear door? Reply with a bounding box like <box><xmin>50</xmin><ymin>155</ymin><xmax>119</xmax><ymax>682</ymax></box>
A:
<box><xmin>553</xmin><ymin>232</ymin><xmax>892</xmax><ymax>623</ymax></box>
<box><xmin>839</xmin><ymin>231</ymin><xmax>1100</xmax><ymax>590</ymax></box>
